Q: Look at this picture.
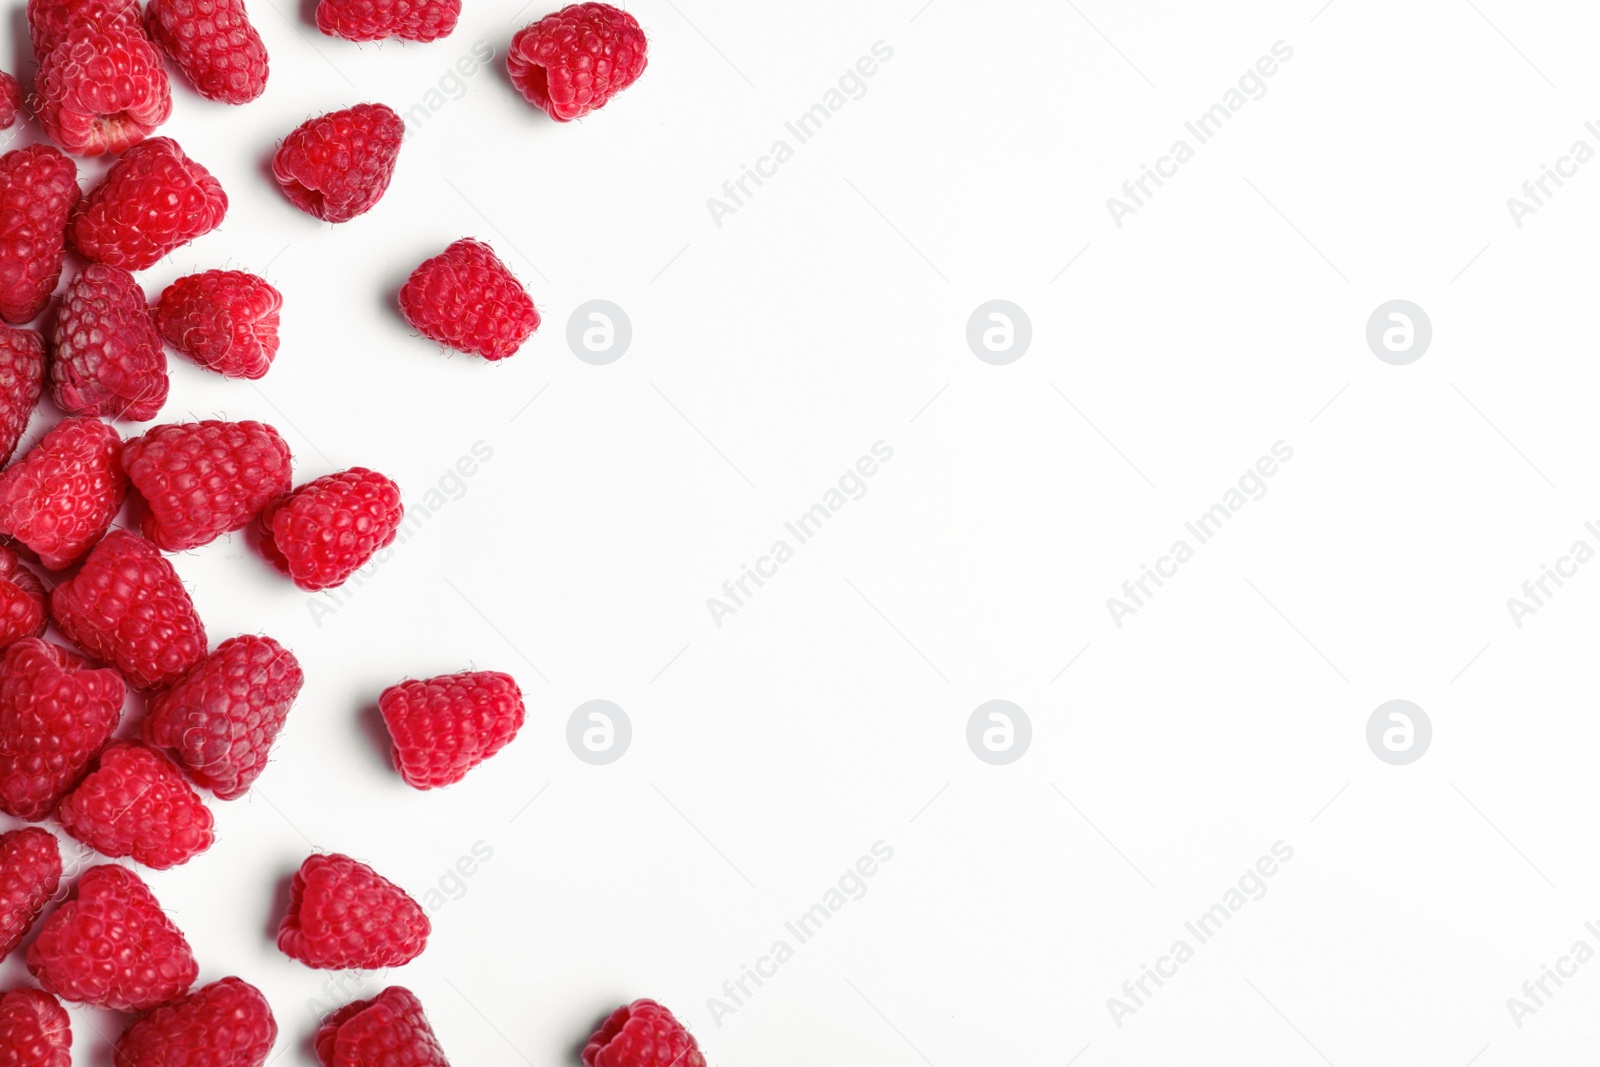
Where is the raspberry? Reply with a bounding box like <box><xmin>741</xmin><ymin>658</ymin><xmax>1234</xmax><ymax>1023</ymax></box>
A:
<box><xmin>0</xmin><ymin>989</ymin><xmax>70</xmax><ymax>1067</ymax></box>
<box><xmin>0</xmin><ymin>146</ymin><xmax>80</xmax><ymax>326</ymax></box>
<box><xmin>258</xmin><ymin>468</ymin><xmax>404</xmax><ymax>591</ymax></box>
<box><xmin>27</xmin><ymin>863</ymin><xmax>197</xmax><ymax>1011</ymax></box>
<box><xmin>0</xmin><ymin>328</ymin><xmax>44</xmax><ymax>464</ymax></box>
<box><xmin>277</xmin><ymin>852</ymin><xmax>430</xmax><ymax>969</ymax></box>
<box><xmin>272</xmin><ymin>104</ymin><xmax>404</xmax><ymax>223</ymax></box>
<box><xmin>36</xmin><ymin>25</ymin><xmax>172</xmax><ymax>156</ymax></box>
<box><xmin>71</xmin><ymin>138</ymin><xmax>226</xmax><ymax>271</ymax></box>
<box><xmin>0</xmin><ymin>828</ymin><xmax>62</xmax><ymax>958</ymax></box>
<box><xmin>28</xmin><ymin>0</ymin><xmax>142</xmax><ymax>55</ymax></box>
<box><xmin>508</xmin><ymin>3</ymin><xmax>647</xmax><ymax>122</ymax></box>
<box><xmin>0</xmin><ymin>640</ymin><xmax>124</xmax><ymax>821</ymax></box>
<box><xmin>583</xmin><ymin>1001</ymin><xmax>705</xmax><ymax>1067</ymax></box>
<box><xmin>144</xmin><ymin>635</ymin><xmax>303</xmax><ymax>800</ymax></box>
<box><xmin>379</xmin><ymin>671</ymin><xmax>524</xmax><ymax>789</ymax></box>
<box><xmin>154</xmin><ymin>271</ymin><xmax>282</xmax><ymax>380</ymax></box>
<box><xmin>315</xmin><ymin>0</ymin><xmax>459</xmax><ymax>42</ymax></box>
<box><xmin>51</xmin><ymin>530</ymin><xmax>207</xmax><ymax>690</ymax></box>
<box><xmin>398</xmin><ymin>239</ymin><xmax>540</xmax><ymax>361</ymax></box>
<box><xmin>145</xmin><ymin>0</ymin><xmax>269</xmax><ymax>104</ymax></box>
<box><xmin>57</xmin><ymin>742</ymin><xmax>214</xmax><ymax>869</ymax></box>
<box><xmin>115</xmin><ymin>978</ymin><xmax>276</xmax><ymax>1067</ymax></box>
<box><xmin>50</xmin><ymin>265</ymin><xmax>168</xmax><ymax>422</ymax></box>
<box><xmin>0</xmin><ymin>73</ymin><xmax>21</xmax><ymax>130</ymax></box>
<box><xmin>315</xmin><ymin>988</ymin><xmax>446</xmax><ymax>1067</ymax></box>
<box><xmin>123</xmin><ymin>420</ymin><xmax>292</xmax><ymax>551</ymax></box>
<box><xmin>0</xmin><ymin>416</ymin><xmax>126</xmax><ymax>571</ymax></box>
<box><xmin>0</xmin><ymin>547</ymin><xmax>48</xmax><ymax>652</ymax></box>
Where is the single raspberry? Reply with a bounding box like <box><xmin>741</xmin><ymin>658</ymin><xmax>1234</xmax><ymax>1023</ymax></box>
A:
<box><xmin>0</xmin><ymin>547</ymin><xmax>48</xmax><ymax>652</ymax></box>
<box><xmin>0</xmin><ymin>416</ymin><xmax>126</xmax><ymax>571</ymax></box>
<box><xmin>0</xmin><ymin>146</ymin><xmax>80</xmax><ymax>326</ymax></box>
<box><xmin>0</xmin><ymin>828</ymin><xmax>62</xmax><ymax>958</ymax></box>
<box><xmin>27</xmin><ymin>863</ymin><xmax>197</xmax><ymax>1011</ymax></box>
<box><xmin>71</xmin><ymin>138</ymin><xmax>226</xmax><ymax>271</ymax></box>
<box><xmin>0</xmin><ymin>640</ymin><xmax>124</xmax><ymax>821</ymax></box>
<box><xmin>258</xmin><ymin>468</ymin><xmax>404</xmax><ymax>591</ymax></box>
<box><xmin>508</xmin><ymin>3</ymin><xmax>647</xmax><ymax>122</ymax></box>
<box><xmin>145</xmin><ymin>0</ymin><xmax>269</xmax><ymax>104</ymax></box>
<box><xmin>272</xmin><ymin>104</ymin><xmax>404</xmax><ymax>223</ymax></box>
<box><xmin>143</xmin><ymin>635</ymin><xmax>303</xmax><ymax>800</ymax></box>
<box><xmin>115</xmin><ymin>978</ymin><xmax>276</xmax><ymax>1067</ymax></box>
<box><xmin>277</xmin><ymin>852</ymin><xmax>430</xmax><ymax>969</ymax></box>
<box><xmin>0</xmin><ymin>328</ymin><xmax>44</xmax><ymax>464</ymax></box>
<box><xmin>315</xmin><ymin>0</ymin><xmax>458</xmax><ymax>41</ymax></box>
<box><xmin>315</xmin><ymin>988</ymin><xmax>446</xmax><ymax>1067</ymax></box>
<box><xmin>0</xmin><ymin>73</ymin><xmax>21</xmax><ymax>130</ymax></box>
<box><xmin>36</xmin><ymin>25</ymin><xmax>172</xmax><ymax>156</ymax></box>
<box><xmin>0</xmin><ymin>989</ymin><xmax>70</xmax><ymax>1067</ymax></box>
<box><xmin>583</xmin><ymin>1001</ymin><xmax>705</xmax><ymax>1067</ymax></box>
<box><xmin>56</xmin><ymin>742</ymin><xmax>214</xmax><ymax>869</ymax></box>
<box><xmin>50</xmin><ymin>265</ymin><xmax>168</xmax><ymax>422</ymax></box>
<box><xmin>51</xmin><ymin>530</ymin><xmax>207</xmax><ymax>690</ymax></box>
<box><xmin>28</xmin><ymin>0</ymin><xmax>143</xmax><ymax>54</ymax></box>
<box><xmin>379</xmin><ymin>671</ymin><xmax>524</xmax><ymax>789</ymax></box>
<box><xmin>398</xmin><ymin>239</ymin><xmax>540</xmax><ymax>361</ymax></box>
<box><xmin>123</xmin><ymin>420</ymin><xmax>292</xmax><ymax>551</ymax></box>
<box><xmin>154</xmin><ymin>271</ymin><xmax>282</xmax><ymax>380</ymax></box>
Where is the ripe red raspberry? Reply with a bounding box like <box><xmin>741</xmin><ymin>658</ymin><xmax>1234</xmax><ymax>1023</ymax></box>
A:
<box><xmin>0</xmin><ymin>547</ymin><xmax>48</xmax><ymax>652</ymax></box>
<box><xmin>0</xmin><ymin>328</ymin><xmax>44</xmax><ymax>464</ymax></box>
<box><xmin>0</xmin><ymin>828</ymin><xmax>62</xmax><ymax>958</ymax></box>
<box><xmin>316</xmin><ymin>0</ymin><xmax>459</xmax><ymax>41</ymax></box>
<box><xmin>145</xmin><ymin>0</ymin><xmax>269</xmax><ymax>104</ymax></box>
<box><xmin>0</xmin><ymin>989</ymin><xmax>70</xmax><ymax>1067</ymax></box>
<box><xmin>583</xmin><ymin>1001</ymin><xmax>705</xmax><ymax>1067</ymax></box>
<box><xmin>0</xmin><ymin>146</ymin><xmax>80</xmax><ymax>326</ymax></box>
<box><xmin>28</xmin><ymin>0</ymin><xmax>143</xmax><ymax>54</ymax></box>
<box><xmin>0</xmin><ymin>73</ymin><xmax>21</xmax><ymax>129</ymax></box>
<box><xmin>272</xmin><ymin>104</ymin><xmax>404</xmax><ymax>223</ymax></box>
<box><xmin>57</xmin><ymin>742</ymin><xmax>214</xmax><ymax>869</ymax></box>
<box><xmin>0</xmin><ymin>640</ymin><xmax>124</xmax><ymax>821</ymax></box>
<box><xmin>71</xmin><ymin>138</ymin><xmax>226</xmax><ymax>271</ymax></box>
<box><xmin>50</xmin><ymin>265</ymin><xmax>168</xmax><ymax>422</ymax></box>
<box><xmin>258</xmin><ymin>468</ymin><xmax>404</xmax><ymax>591</ymax></box>
<box><xmin>115</xmin><ymin>978</ymin><xmax>276</xmax><ymax>1067</ymax></box>
<box><xmin>316</xmin><ymin>988</ymin><xmax>446</xmax><ymax>1067</ymax></box>
<box><xmin>154</xmin><ymin>271</ymin><xmax>282</xmax><ymax>380</ymax></box>
<box><xmin>27</xmin><ymin>863</ymin><xmax>197</xmax><ymax>1011</ymax></box>
<box><xmin>144</xmin><ymin>635</ymin><xmax>303</xmax><ymax>800</ymax></box>
<box><xmin>398</xmin><ymin>239</ymin><xmax>540</xmax><ymax>361</ymax></box>
<box><xmin>36</xmin><ymin>25</ymin><xmax>172</xmax><ymax>156</ymax></box>
<box><xmin>508</xmin><ymin>3</ymin><xmax>647</xmax><ymax>122</ymax></box>
<box><xmin>51</xmin><ymin>530</ymin><xmax>207</xmax><ymax>690</ymax></box>
<box><xmin>277</xmin><ymin>852</ymin><xmax>430</xmax><ymax>969</ymax></box>
<box><xmin>123</xmin><ymin>420</ymin><xmax>292</xmax><ymax>551</ymax></box>
<box><xmin>379</xmin><ymin>671</ymin><xmax>525</xmax><ymax>789</ymax></box>
<box><xmin>0</xmin><ymin>416</ymin><xmax>126</xmax><ymax>571</ymax></box>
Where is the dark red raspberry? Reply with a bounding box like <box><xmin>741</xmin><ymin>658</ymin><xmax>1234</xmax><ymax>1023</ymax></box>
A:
<box><xmin>154</xmin><ymin>271</ymin><xmax>282</xmax><ymax>380</ymax></box>
<box><xmin>115</xmin><ymin>978</ymin><xmax>276</xmax><ymax>1067</ymax></box>
<box><xmin>583</xmin><ymin>1001</ymin><xmax>705</xmax><ymax>1067</ymax></box>
<box><xmin>0</xmin><ymin>327</ymin><xmax>44</xmax><ymax>464</ymax></box>
<box><xmin>0</xmin><ymin>73</ymin><xmax>21</xmax><ymax>130</ymax></box>
<box><xmin>0</xmin><ymin>828</ymin><xmax>62</xmax><ymax>958</ymax></box>
<box><xmin>379</xmin><ymin>671</ymin><xmax>524</xmax><ymax>789</ymax></box>
<box><xmin>315</xmin><ymin>988</ymin><xmax>447</xmax><ymax>1067</ymax></box>
<box><xmin>57</xmin><ymin>741</ymin><xmax>214</xmax><ymax>869</ymax></box>
<box><xmin>144</xmin><ymin>634</ymin><xmax>303</xmax><ymax>800</ymax></box>
<box><xmin>27</xmin><ymin>863</ymin><xmax>197</xmax><ymax>1011</ymax></box>
<box><xmin>123</xmin><ymin>420</ymin><xmax>292</xmax><ymax>551</ymax></box>
<box><xmin>0</xmin><ymin>416</ymin><xmax>126</xmax><ymax>571</ymax></box>
<box><xmin>315</xmin><ymin>0</ymin><xmax>459</xmax><ymax>41</ymax></box>
<box><xmin>50</xmin><ymin>264</ymin><xmax>168</xmax><ymax>422</ymax></box>
<box><xmin>71</xmin><ymin>138</ymin><xmax>226</xmax><ymax>271</ymax></box>
<box><xmin>278</xmin><ymin>852</ymin><xmax>430</xmax><ymax>969</ymax></box>
<box><xmin>36</xmin><ymin>25</ymin><xmax>172</xmax><ymax>156</ymax></box>
<box><xmin>0</xmin><ymin>639</ymin><xmax>124</xmax><ymax>821</ymax></box>
<box><xmin>0</xmin><ymin>146</ymin><xmax>80</xmax><ymax>326</ymax></box>
<box><xmin>0</xmin><ymin>547</ymin><xmax>48</xmax><ymax>652</ymax></box>
<box><xmin>508</xmin><ymin>3</ymin><xmax>647</xmax><ymax>122</ymax></box>
<box><xmin>0</xmin><ymin>989</ymin><xmax>70</xmax><ymax>1067</ymax></box>
<box><xmin>398</xmin><ymin>239</ymin><xmax>540</xmax><ymax>361</ymax></box>
<box><xmin>272</xmin><ymin>103</ymin><xmax>404</xmax><ymax>223</ymax></box>
<box><xmin>28</xmin><ymin>0</ymin><xmax>143</xmax><ymax>54</ymax></box>
<box><xmin>145</xmin><ymin>0</ymin><xmax>269</xmax><ymax>104</ymax></box>
<box><xmin>51</xmin><ymin>530</ymin><xmax>207</xmax><ymax>690</ymax></box>
<box><xmin>258</xmin><ymin>468</ymin><xmax>404</xmax><ymax>591</ymax></box>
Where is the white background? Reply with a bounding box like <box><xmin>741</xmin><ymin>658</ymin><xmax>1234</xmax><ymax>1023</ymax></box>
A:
<box><xmin>5</xmin><ymin>0</ymin><xmax>1600</xmax><ymax>1063</ymax></box>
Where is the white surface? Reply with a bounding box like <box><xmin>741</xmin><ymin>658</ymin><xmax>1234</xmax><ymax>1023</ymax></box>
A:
<box><xmin>5</xmin><ymin>0</ymin><xmax>1600</xmax><ymax>1063</ymax></box>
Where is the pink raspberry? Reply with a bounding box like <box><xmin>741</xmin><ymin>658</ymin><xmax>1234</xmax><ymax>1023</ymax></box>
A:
<box><xmin>398</xmin><ymin>238</ymin><xmax>540</xmax><ymax>360</ymax></box>
<box><xmin>258</xmin><ymin>468</ymin><xmax>404</xmax><ymax>591</ymax></box>
<box><xmin>380</xmin><ymin>671</ymin><xmax>525</xmax><ymax>789</ymax></box>
<box><xmin>0</xmin><ymin>416</ymin><xmax>126</xmax><ymax>571</ymax></box>
<box><xmin>0</xmin><ymin>639</ymin><xmax>124</xmax><ymax>821</ymax></box>
<box><xmin>35</xmin><ymin>25</ymin><xmax>172</xmax><ymax>156</ymax></box>
<box><xmin>50</xmin><ymin>264</ymin><xmax>168</xmax><ymax>422</ymax></box>
<box><xmin>0</xmin><ymin>327</ymin><xmax>45</xmax><ymax>464</ymax></box>
<box><xmin>0</xmin><ymin>547</ymin><xmax>48</xmax><ymax>652</ymax></box>
<box><xmin>0</xmin><ymin>73</ymin><xmax>22</xmax><ymax>129</ymax></box>
<box><xmin>57</xmin><ymin>741</ymin><xmax>215</xmax><ymax>869</ymax></box>
<box><xmin>0</xmin><ymin>145</ymin><xmax>80</xmax><ymax>326</ymax></box>
<box><xmin>0</xmin><ymin>828</ymin><xmax>62</xmax><ymax>959</ymax></box>
<box><xmin>316</xmin><ymin>0</ymin><xmax>459</xmax><ymax>42</ymax></box>
<box><xmin>315</xmin><ymin>988</ymin><xmax>447</xmax><ymax>1067</ymax></box>
<box><xmin>123</xmin><ymin>420</ymin><xmax>292</xmax><ymax>551</ymax></box>
<box><xmin>145</xmin><ymin>0</ymin><xmax>269</xmax><ymax>104</ymax></box>
<box><xmin>28</xmin><ymin>0</ymin><xmax>143</xmax><ymax>55</ymax></box>
<box><xmin>115</xmin><ymin>978</ymin><xmax>277</xmax><ymax>1067</ymax></box>
<box><xmin>272</xmin><ymin>103</ymin><xmax>404</xmax><ymax>223</ymax></box>
<box><xmin>0</xmin><ymin>989</ymin><xmax>70</xmax><ymax>1067</ymax></box>
<box><xmin>70</xmin><ymin>137</ymin><xmax>227</xmax><ymax>271</ymax></box>
<box><xmin>583</xmin><ymin>1001</ymin><xmax>705</xmax><ymax>1067</ymax></box>
<box><xmin>154</xmin><ymin>270</ymin><xmax>282</xmax><ymax>380</ymax></box>
<box><xmin>277</xmin><ymin>852</ymin><xmax>430</xmax><ymax>969</ymax></box>
<box><xmin>508</xmin><ymin>3</ymin><xmax>647</xmax><ymax>122</ymax></box>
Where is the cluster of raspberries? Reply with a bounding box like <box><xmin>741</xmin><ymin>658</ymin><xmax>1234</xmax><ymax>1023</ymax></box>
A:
<box><xmin>0</xmin><ymin>2</ymin><xmax>692</xmax><ymax>1067</ymax></box>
